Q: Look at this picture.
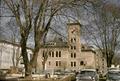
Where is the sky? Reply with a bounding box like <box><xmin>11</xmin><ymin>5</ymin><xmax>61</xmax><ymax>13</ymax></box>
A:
<box><xmin>0</xmin><ymin>0</ymin><xmax>120</xmax><ymax>47</ymax></box>
<box><xmin>109</xmin><ymin>0</ymin><xmax>120</xmax><ymax>6</ymax></box>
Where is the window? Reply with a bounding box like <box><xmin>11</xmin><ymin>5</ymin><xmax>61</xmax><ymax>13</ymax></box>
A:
<box><xmin>56</xmin><ymin>61</ymin><xmax>58</xmax><ymax>66</ymax></box>
<box><xmin>59</xmin><ymin>51</ymin><xmax>61</xmax><ymax>57</ymax></box>
<box><xmin>74</xmin><ymin>62</ymin><xmax>76</xmax><ymax>67</ymax></box>
<box><xmin>74</xmin><ymin>38</ymin><xmax>76</xmax><ymax>42</ymax></box>
<box><xmin>56</xmin><ymin>51</ymin><xmax>58</xmax><ymax>57</ymax></box>
<box><xmin>71</xmin><ymin>61</ymin><xmax>76</xmax><ymax>67</ymax></box>
<box><xmin>80</xmin><ymin>61</ymin><xmax>84</xmax><ymax>65</ymax></box>
<box><xmin>52</xmin><ymin>51</ymin><xmax>54</xmax><ymax>57</ymax></box>
<box><xmin>56</xmin><ymin>61</ymin><xmax>61</xmax><ymax>67</ymax></box>
<box><xmin>71</xmin><ymin>53</ymin><xmax>76</xmax><ymax>58</ymax></box>
<box><xmin>71</xmin><ymin>46</ymin><xmax>76</xmax><ymax>50</ymax></box>
<box><xmin>102</xmin><ymin>59</ymin><xmax>104</xmax><ymax>61</ymax></box>
<box><xmin>71</xmin><ymin>46</ymin><xmax>73</xmax><ymax>49</ymax></box>
<box><xmin>74</xmin><ymin>46</ymin><xmax>76</xmax><ymax>50</ymax></box>
<box><xmin>74</xmin><ymin>53</ymin><xmax>76</xmax><ymax>58</ymax></box>
<box><xmin>71</xmin><ymin>62</ymin><xmax>73</xmax><ymax>67</ymax></box>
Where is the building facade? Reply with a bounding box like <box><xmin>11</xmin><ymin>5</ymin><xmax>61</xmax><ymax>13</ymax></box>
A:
<box><xmin>37</xmin><ymin>23</ymin><xmax>107</xmax><ymax>73</ymax></box>
<box><xmin>0</xmin><ymin>40</ymin><xmax>33</xmax><ymax>70</ymax></box>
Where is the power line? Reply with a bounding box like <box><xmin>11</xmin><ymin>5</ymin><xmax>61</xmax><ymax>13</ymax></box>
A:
<box><xmin>49</xmin><ymin>27</ymin><xmax>67</xmax><ymax>39</ymax></box>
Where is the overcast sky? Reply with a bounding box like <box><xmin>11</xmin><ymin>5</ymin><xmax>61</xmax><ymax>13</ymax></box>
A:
<box><xmin>0</xmin><ymin>0</ymin><xmax>120</xmax><ymax>47</ymax></box>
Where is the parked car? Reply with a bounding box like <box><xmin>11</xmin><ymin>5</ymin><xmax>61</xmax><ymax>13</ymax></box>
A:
<box><xmin>76</xmin><ymin>69</ymin><xmax>99</xmax><ymax>81</ymax></box>
<box><xmin>106</xmin><ymin>69</ymin><xmax>120</xmax><ymax>81</ymax></box>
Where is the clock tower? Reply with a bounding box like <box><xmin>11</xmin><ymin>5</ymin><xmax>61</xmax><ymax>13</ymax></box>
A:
<box><xmin>67</xmin><ymin>22</ymin><xmax>81</xmax><ymax>70</ymax></box>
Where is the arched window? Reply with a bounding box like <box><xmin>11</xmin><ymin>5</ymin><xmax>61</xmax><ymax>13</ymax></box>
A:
<box><xmin>80</xmin><ymin>61</ymin><xmax>84</xmax><ymax>65</ymax></box>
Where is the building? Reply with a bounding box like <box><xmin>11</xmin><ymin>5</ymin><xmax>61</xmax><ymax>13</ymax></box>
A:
<box><xmin>95</xmin><ymin>50</ymin><xmax>107</xmax><ymax>74</ymax></box>
<box><xmin>0</xmin><ymin>40</ymin><xmax>33</xmax><ymax>70</ymax></box>
<box><xmin>37</xmin><ymin>23</ymin><xmax>107</xmax><ymax>73</ymax></box>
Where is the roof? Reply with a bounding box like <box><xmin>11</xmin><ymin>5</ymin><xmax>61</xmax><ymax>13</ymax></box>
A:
<box><xmin>40</xmin><ymin>37</ymin><xmax>69</xmax><ymax>48</ymax></box>
<box><xmin>81</xmin><ymin>49</ymin><xmax>96</xmax><ymax>54</ymax></box>
<box><xmin>81</xmin><ymin>44</ymin><xmax>96</xmax><ymax>53</ymax></box>
<box><xmin>0</xmin><ymin>40</ymin><xmax>33</xmax><ymax>51</ymax></box>
<box><xmin>0</xmin><ymin>40</ymin><xmax>20</xmax><ymax>47</ymax></box>
<box><xmin>40</xmin><ymin>41</ymin><xmax>96</xmax><ymax>53</ymax></box>
<box><xmin>40</xmin><ymin>42</ymin><xmax>69</xmax><ymax>48</ymax></box>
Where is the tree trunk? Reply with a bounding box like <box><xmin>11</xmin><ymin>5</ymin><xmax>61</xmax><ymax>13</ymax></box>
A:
<box><xmin>106</xmin><ymin>53</ymin><xmax>114</xmax><ymax>67</ymax></box>
<box><xmin>30</xmin><ymin>31</ymin><xmax>44</xmax><ymax>70</ymax></box>
<box><xmin>21</xmin><ymin>37</ymin><xmax>32</xmax><ymax>78</ymax></box>
<box><xmin>107</xmin><ymin>58</ymin><xmax>112</xmax><ymax>67</ymax></box>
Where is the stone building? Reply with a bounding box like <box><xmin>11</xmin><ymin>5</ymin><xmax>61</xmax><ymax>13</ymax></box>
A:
<box><xmin>37</xmin><ymin>23</ymin><xmax>107</xmax><ymax>73</ymax></box>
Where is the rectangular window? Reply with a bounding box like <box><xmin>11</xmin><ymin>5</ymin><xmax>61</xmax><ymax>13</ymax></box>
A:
<box><xmin>74</xmin><ymin>46</ymin><xmax>76</xmax><ymax>50</ymax></box>
<box><xmin>56</xmin><ymin>51</ymin><xmax>58</xmax><ymax>57</ymax></box>
<box><xmin>74</xmin><ymin>62</ymin><xmax>76</xmax><ymax>67</ymax></box>
<box><xmin>56</xmin><ymin>61</ymin><xmax>61</xmax><ymax>66</ymax></box>
<box><xmin>71</xmin><ymin>61</ymin><xmax>76</xmax><ymax>67</ymax></box>
<box><xmin>74</xmin><ymin>38</ymin><xmax>76</xmax><ymax>42</ymax></box>
<box><xmin>52</xmin><ymin>51</ymin><xmax>54</xmax><ymax>57</ymax></box>
<box><xmin>102</xmin><ymin>59</ymin><xmax>104</xmax><ymax>61</ymax></box>
<box><xmin>56</xmin><ymin>61</ymin><xmax>58</xmax><ymax>66</ymax></box>
<box><xmin>59</xmin><ymin>51</ymin><xmax>61</xmax><ymax>57</ymax></box>
<box><xmin>71</xmin><ymin>38</ymin><xmax>73</xmax><ymax>43</ymax></box>
<box><xmin>71</xmin><ymin>62</ymin><xmax>73</xmax><ymax>67</ymax></box>
<box><xmin>74</xmin><ymin>53</ymin><xmax>76</xmax><ymax>58</ymax></box>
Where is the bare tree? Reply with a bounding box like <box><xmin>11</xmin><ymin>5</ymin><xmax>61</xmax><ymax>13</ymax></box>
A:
<box><xmin>3</xmin><ymin>0</ymin><xmax>81</xmax><ymax>78</ymax></box>
<box><xmin>78</xmin><ymin>0</ymin><xmax>120</xmax><ymax>67</ymax></box>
